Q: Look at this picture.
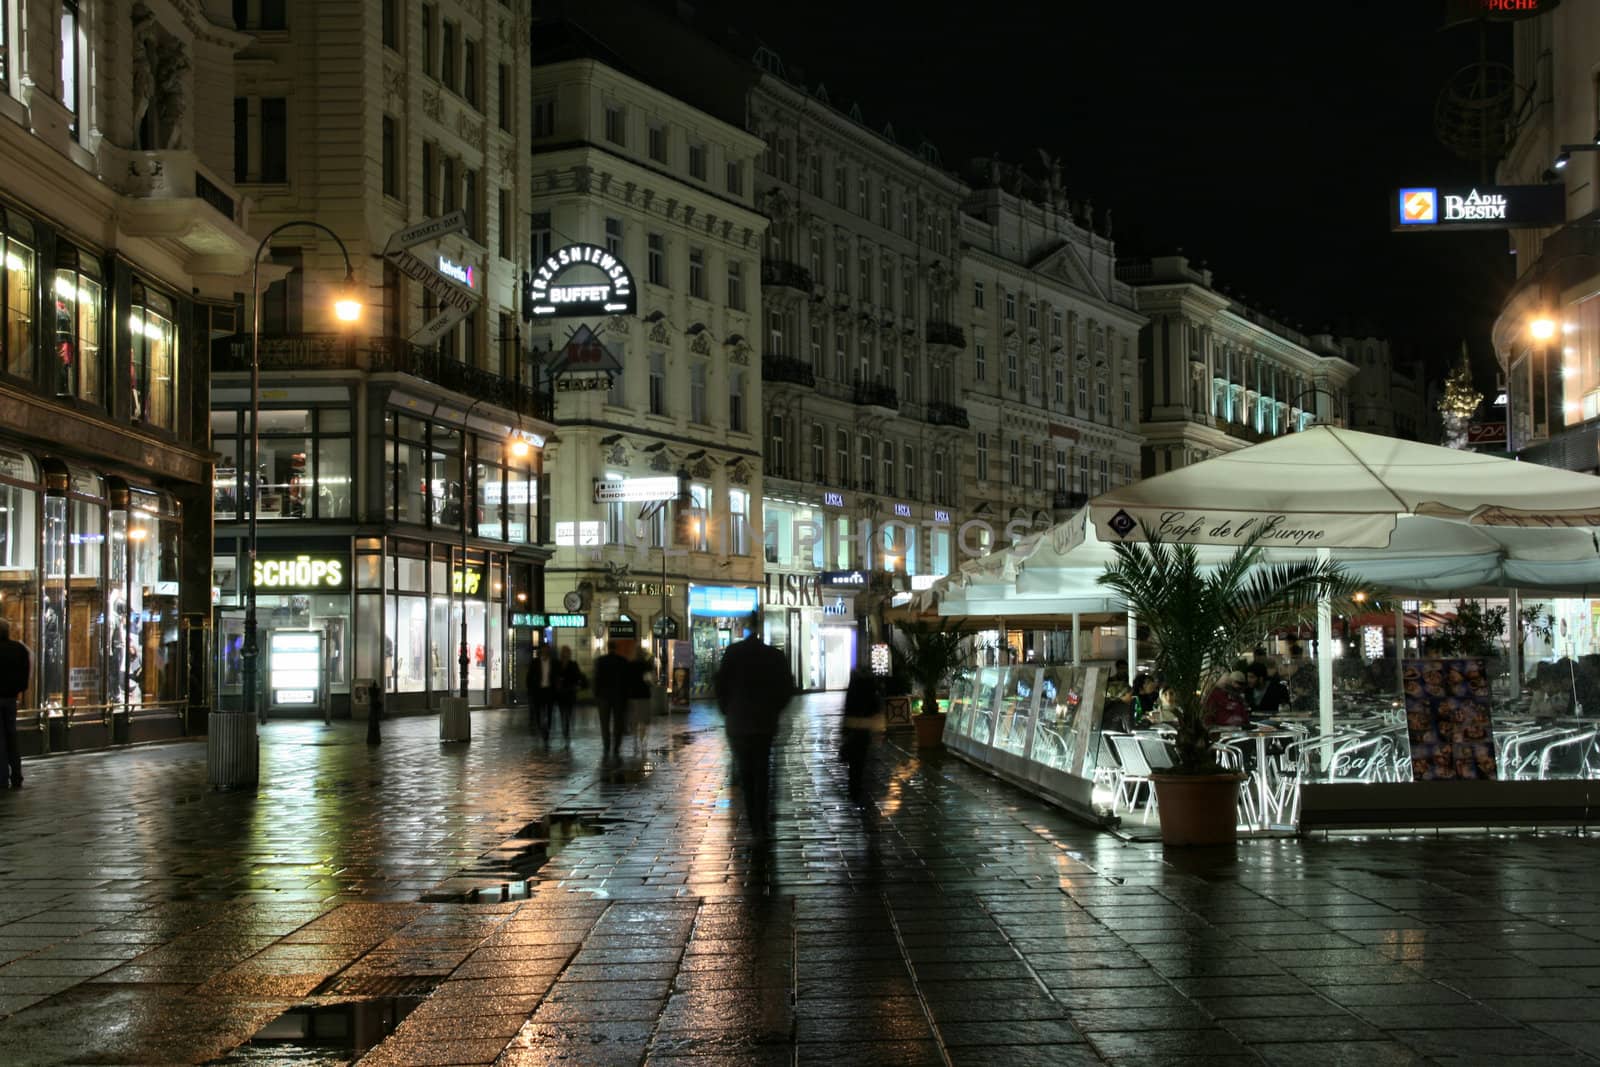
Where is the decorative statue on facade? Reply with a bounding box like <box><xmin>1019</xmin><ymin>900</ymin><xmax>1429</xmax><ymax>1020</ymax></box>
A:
<box><xmin>156</xmin><ymin>38</ymin><xmax>191</xmax><ymax>149</ymax></box>
<box><xmin>131</xmin><ymin>3</ymin><xmax>159</xmax><ymax>148</ymax></box>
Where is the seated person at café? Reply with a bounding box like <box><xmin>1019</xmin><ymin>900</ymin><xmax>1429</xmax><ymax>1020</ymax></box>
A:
<box><xmin>1203</xmin><ymin>670</ymin><xmax>1251</xmax><ymax>728</ymax></box>
<box><xmin>1100</xmin><ymin>682</ymin><xmax>1136</xmax><ymax>733</ymax></box>
<box><xmin>1247</xmin><ymin>663</ymin><xmax>1291</xmax><ymax>717</ymax></box>
<box><xmin>1130</xmin><ymin>673</ymin><xmax>1161</xmax><ymax>725</ymax></box>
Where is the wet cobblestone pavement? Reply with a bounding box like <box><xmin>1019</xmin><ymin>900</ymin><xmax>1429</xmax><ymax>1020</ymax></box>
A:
<box><xmin>1</xmin><ymin>697</ymin><xmax>1598</xmax><ymax>1065</ymax></box>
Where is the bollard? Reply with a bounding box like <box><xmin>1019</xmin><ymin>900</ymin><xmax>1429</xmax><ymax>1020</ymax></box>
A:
<box><xmin>366</xmin><ymin>682</ymin><xmax>382</xmax><ymax>745</ymax></box>
<box><xmin>439</xmin><ymin>697</ymin><xmax>471</xmax><ymax>742</ymax></box>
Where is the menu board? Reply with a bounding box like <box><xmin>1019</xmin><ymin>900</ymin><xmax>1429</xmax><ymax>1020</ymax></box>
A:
<box><xmin>1402</xmin><ymin>658</ymin><xmax>1497</xmax><ymax>780</ymax></box>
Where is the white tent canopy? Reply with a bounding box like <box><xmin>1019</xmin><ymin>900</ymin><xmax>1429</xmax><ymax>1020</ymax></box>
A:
<box><xmin>921</xmin><ymin>427</ymin><xmax>1600</xmax><ymax>734</ymax></box>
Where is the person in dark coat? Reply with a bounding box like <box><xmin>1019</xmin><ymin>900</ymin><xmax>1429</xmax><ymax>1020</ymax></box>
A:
<box><xmin>626</xmin><ymin>650</ymin><xmax>655</xmax><ymax>755</ymax></box>
<box><xmin>529</xmin><ymin>644</ymin><xmax>555</xmax><ymax>740</ymax></box>
<box><xmin>839</xmin><ymin>667</ymin><xmax>882</xmax><ymax>806</ymax></box>
<box><xmin>1100</xmin><ymin>681</ymin><xmax>1136</xmax><ymax>734</ymax></box>
<box><xmin>0</xmin><ymin>620</ymin><xmax>31</xmax><ymax>789</ymax></box>
<box><xmin>554</xmin><ymin>646</ymin><xmax>584</xmax><ymax>743</ymax></box>
<box><xmin>592</xmin><ymin>641</ymin><xmax>630</xmax><ymax>760</ymax></box>
<box><xmin>1246</xmin><ymin>663</ymin><xmax>1291</xmax><ymax>718</ymax></box>
<box><xmin>714</xmin><ymin>631</ymin><xmax>795</xmax><ymax>842</ymax></box>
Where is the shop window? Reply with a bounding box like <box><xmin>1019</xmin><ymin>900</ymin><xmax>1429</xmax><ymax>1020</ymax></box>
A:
<box><xmin>212</xmin><ymin>411</ymin><xmax>240</xmax><ymax>519</ymax></box>
<box><xmin>2</xmin><ymin>211</ymin><xmax>36</xmax><ymax>380</ymax></box>
<box><xmin>129</xmin><ymin>285</ymin><xmax>176</xmax><ymax>431</ymax></box>
<box><xmin>389</xmin><ymin>413</ymin><xmax>429</xmax><ymax>525</ymax></box>
<box><xmin>474</xmin><ymin>434</ymin><xmax>505</xmax><ymax>539</ymax></box>
<box><xmin>430</xmin><ymin>423</ymin><xmax>465</xmax><ymax>529</ymax></box>
<box><xmin>0</xmin><ymin>453</ymin><xmax>40</xmax><ymax>705</ymax></box>
<box><xmin>53</xmin><ymin>248</ymin><xmax>102</xmax><ymax>403</ymax></box>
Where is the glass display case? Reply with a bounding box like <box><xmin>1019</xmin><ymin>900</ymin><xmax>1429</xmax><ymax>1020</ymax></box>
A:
<box><xmin>942</xmin><ymin>663</ymin><xmax>1107</xmax><ymax>822</ymax></box>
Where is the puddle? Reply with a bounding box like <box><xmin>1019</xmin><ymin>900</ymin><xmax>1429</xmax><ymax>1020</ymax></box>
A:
<box><xmin>420</xmin><ymin>811</ymin><xmax>618</xmax><ymax>902</ymax></box>
<box><xmin>208</xmin><ymin>996</ymin><xmax>423</xmax><ymax>1065</ymax></box>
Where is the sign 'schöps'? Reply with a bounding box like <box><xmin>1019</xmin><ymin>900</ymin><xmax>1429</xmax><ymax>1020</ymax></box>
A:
<box><xmin>253</xmin><ymin>555</ymin><xmax>346</xmax><ymax>590</ymax></box>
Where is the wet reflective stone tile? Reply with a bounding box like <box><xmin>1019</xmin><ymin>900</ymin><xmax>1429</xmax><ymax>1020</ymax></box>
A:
<box><xmin>1250</xmin><ymin>1041</ymin><xmax>1433</xmax><ymax>1066</ymax></box>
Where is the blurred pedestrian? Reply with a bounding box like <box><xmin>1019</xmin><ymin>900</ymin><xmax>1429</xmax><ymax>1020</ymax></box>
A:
<box><xmin>529</xmin><ymin>644</ymin><xmax>555</xmax><ymax>740</ymax></box>
<box><xmin>1100</xmin><ymin>681</ymin><xmax>1136</xmax><ymax>733</ymax></box>
<box><xmin>627</xmin><ymin>648</ymin><xmax>655</xmax><ymax>756</ymax></box>
<box><xmin>554</xmin><ymin>646</ymin><xmax>583</xmax><ymax>743</ymax></box>
<box><xmin>0</xmin><ymin>620</ymin><xmax>30</xmax><ymax>789</ymax></box>
<box><xmin>714</xmin><ymin>629</ymin><xmax>795</xmax><ymax>843</ymax></box>
<box><xmin>840</xmin><ymin>667</ymin><xmax>882</xmax><ymax>806</ymax></box>
<box><xmin>592</xmin><ymin>641</ymin><xmax>630</xmax><ymax>761</ymax></box>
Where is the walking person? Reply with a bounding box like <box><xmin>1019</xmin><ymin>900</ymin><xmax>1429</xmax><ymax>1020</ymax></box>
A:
<box><xmin>626</xmin><ymin>649</ymin><xmax>655</xmax><ymax>756</ymax></box>
<box><xmin>714</xmin><ymin>629</ymin><xmax>795</xmax><ymax>844</ymax></box>
<box><xmin>0</xmin><ymin>620</ymin><xmax>31</xmax><ymax>790</ymax></box>
<box><xmin>554</xmin><ymin>646</ymin><xmax>584</xmax><ymax>744</ymax></box>
<box><xmin>592</xmin><ymin>640</ymin><xmax>630</xmax><ymax>761</ymax></box>
<box><xmin>840</xmin><ymin>666</ymin><xmax>883</xmax><ymax>807</ymax></box>
<box><xmin>528</xmin><ymin>644</ymin><xmax>555</xmax><ymax>740</ymax></box>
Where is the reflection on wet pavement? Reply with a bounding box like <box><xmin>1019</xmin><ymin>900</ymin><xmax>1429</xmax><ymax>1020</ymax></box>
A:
<box><xmin>0</xmin><ymin>697</ymin><xmax>1593</xmax><ymax>1065</ymax></box>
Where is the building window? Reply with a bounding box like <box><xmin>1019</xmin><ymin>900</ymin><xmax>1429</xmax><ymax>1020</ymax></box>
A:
<box><xmin>531</xmin><ymin>95</ymin><xmax>555</xmax><ymax>138</ymax></box>
<box><xmin>833</xmin><ymin>331</ymin><xmax>847</xmax><ymax>382</ymax></box>
<box><xmin>647</xmin><ymin>233</ymin><xmax>665</xmax><ymax>285</ymax></box>
<box><xmin>497</xmin><ymin>64</ymin><xmax>510</xmax><ymax>131</ymax></box>
<box><xmin>648</xmin><ymin>352</ymin><xmax>665</xmax><ymax>415</ymax></box>
<box><xmin>421</xmin><ymin>4</ymin><xmax>436</xmax><ymax>77</ymax></box>
<box><xmin>1055</xmin><ymin>449</ymin><xmax>1067</xmax><ymax>493</ymax></box>
<box><xmin>933</xmin><ymin>452</ymin><xmax>945</xmax><ymax>501</ymax></box>
<box><xmin>1051</xmin><ymin>310</ymin><xmax>1063</xmax><ymax>337</ymax></box>
<box><xmin>1096</xmin><ymin>380</ymin><xmax>1108</xmax><ymax>416</ymax></box>
<box><xmin>381</xmin><ymin>115</ymin><xmax>398</xmax><ymax>198</ymax></box>
<box><xmin>2</xmin><ymin>213</ymin><xmax>36</xmax><ymax>381</ymax></box>
<box><xmin>835</xmin><ymin>429</ymin><xmax>849</xmax><ymax>485</ymax></box>
<box><xmin>382</xmin><ymin>0</ymin><xmax>398</xmax><ymax>49</ymax></box>
<box><xmin>881</xmin><ymin>441</ymin><xmax>895</xmax><ymax>495</ymax></box>
<box><xmin>857</xmin><ymin>174</ymin><xmax>869</xmax><ymax>216</ymax></box>
<box><xmin>1123</xmin><ymin>385</ymin><xmax>1133</xmax><ymax>425</ymax></box>
<box><xmin>879</xmin><ymin>187</ymin><xmax>891</xmax><ymax>228</ymax></box>
<box><xmin>726</xmin><ymin>260</ymin><xmax>744</xmax><ymax>310</ymax></box>
<box><xmin>260</xmin><ymin>98</ymin><xmax>287</xmax><ymax>182</ymax></box>
<box><xmin>1029</xmin><ymin>360</ymin><xmax>1041</xmax><ymax>398</ymax></box>
<box><xmin>811</xmin><ymin>423</ymin><xmax>825</xmax><ymax>480</ymax></box>
<box><xmin>834</xmin><ymin>165</ymin><xmax>847</xmax><ymax>208</ymax></box>
<box><xmin>1027</xmin><ymin>302</ymin><xmax>1038</xmax><ymax>330</ymax></box>
<box><xmin>648</xmin><ymin>124</ymin><xmax>667</xmax><ymax>163</ymax></box>
<box><xmin>421</xmin><ymin>141</ymin><xmax>436</xmax><ymax>215</ymax></box>
<box><xmin>497</xmin><ymin>188</ymin><xmax>510</xmax><ymax>258</ymax></box>
<box><xmin>975</xmin><ymin>341</ymin><xmax>986</xmax><ymax>382</ymax></box>
<box><xmin>52</xmin><ymin>247</ymin><xmax>102</xmax><ymax>403</ymax></box>
<box><xmin>229</xmin><ymin>407</ymin><xmax>353</xmax><ymax>521</ymax></box>
<box><xmin>463</xmin><ymin>38</ymin><xmax>479</xmax><ymax>107</ymax></box>
<box><xmin>1009</xmin><ymin>439</ymin><xmax>1020</xmax><ymax>485</ymax></box>
<box><xmin>463</xmin><ymin>168</ymin><xmax>479</xmax><ymax>241</ymax></box>
<box><xmin>976</xmin><ymin>432</ymin><xmax>989</xmax><ymax>482</ymax></box>
<box><xmin>1030</xmin><ymin>444</ymin><xmax>1042</xmax><ymax>489</ymax></box>
<box><xmin>904</xmin><ymin>448</ymin><xmax>915</xmax><ymax>499</ymax></box>
<box><xmin>688</xmin><ymin>142</ymin><xmax>706</xmax><ymax>180</ymax></box>
<box><xmin>61</xmin><ymin>0</ymin><xmax>81</xmax><ymax>136</ymax></box>
<box><xmin>1053</xmin><ymin>366</ymin><xmax>1064</xmax><ymax>405</ymax></box>
<box><xmin>729</xmin><ymin>370</ymin><xmax>746</xmax><ymax>431</ymax></box>
<box><xmin>974</xmin><ymin>281</ymin><xmax>984</xmax><ymax>309</ymax></box>
<box><xmin>604</xmin><ymin>216</ymin><xmax>623</xmax><ymax>257</ymax></box>
<box><xmin>1077</xmin><ymin>374</ymin><xmax>1088</xmax><ymax>412</ymax></box>
<box><xmin>603</xmin><ymin>103</ymin><xmax>625</xmax><ymax>145</ymax></box>
<box><xmin>690</xmin><ymin>362</ymin><xmax>707</xmax><ymax>424</ymax></box>
<box><xmin>858</xmin><ymin>434</ymin><xmax>872</xmax><ymax>490</ymax></box>
<box><xmin>808</xmin><ymin>153</ymin><xmax>821</xmax><ymax>196</ymax></box>
<box><xmin>440</xmin><ymin>20</ymin><xmax>458</xmax><ymax>91</ymax></box>
<box><xmin>1078</xmin><ymin>455</ymin><xmax>1090</xmax><ymax>495</ymax></box>
<box><xmin>1004</xmin><ymin>290</ymin><xmax>1016</xmax><ymax>320</ymax></box>
<box><xmin>1006</xmin><ymin>349</ymin><xmax>1018</xmax><ymax>390</ymax></box>
<box><xmin>725</xmin><ymin>160</ymin><xmax>743</xmax><ymax>196</ymax></box>
<box><xmin>729</xmin><ymin>489</ymin><xmax>751</xmax><ymax>555</ymax></box>
<box><xmin>688</xmin><ymin>248</ymin><xmax>705</xmax><ymax>299</ymax></box>
<box><xmin>531</xmin><ymin>211</ymin><xmax>551</xmax><ymax>263</ymax></box>
<box><xmin>767</xmin><ymin>413</ymin><xmax>785</xmax><ymax>474</ymax></box>
<box><xmin>129</xmin><ymin>284</ymin><xmax>176</xmax><ymax>431</ymax></box>
<box><xmin>1098</xmin><ymin>458</ymin><xmax>1109</xmax><ymax>493</ymax></box>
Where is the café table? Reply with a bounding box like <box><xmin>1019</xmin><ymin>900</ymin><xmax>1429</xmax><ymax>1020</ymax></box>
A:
<box><xmin>1218</xmin><ymin>725</ymin><xmax>1300</xmax><ymax>830</ymax></box>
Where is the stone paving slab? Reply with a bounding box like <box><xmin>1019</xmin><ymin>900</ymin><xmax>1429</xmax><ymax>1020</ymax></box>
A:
<box><xmin>0</xmin><ymin>700</ymin><xmax>1595</xmax><ymax>1064</ymax></box>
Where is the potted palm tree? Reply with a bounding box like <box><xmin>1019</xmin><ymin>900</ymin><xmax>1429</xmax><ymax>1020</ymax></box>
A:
<box><xmin>891</xmin><ymin>621</ymin><xmax>970</xmax><ymax>749</ymax></box>
<box><xmin>1097</xmin><ymin>531</ymin><xmax>1361</xmax><ymax>845</ymax></box>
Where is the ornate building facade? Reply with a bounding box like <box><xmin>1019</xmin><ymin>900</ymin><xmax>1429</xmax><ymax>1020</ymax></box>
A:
<box><xmin>0</xmin><ymin>0</ymin><xmax>253</xmax><ymax>751</ymax></box>
<box><xmin>527</xmin><ymin>55</ymin><xmax>768</xmax><ymax>692</ymax></box>
<box><xmin>1119</xmin><ymin>255</ymin><xmax>1358</xmax><ymax>475</ymax></box>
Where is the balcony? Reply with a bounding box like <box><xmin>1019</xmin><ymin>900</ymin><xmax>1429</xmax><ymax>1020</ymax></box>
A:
<box><xmin>761</xmin><ymin>354</ymin><xmax>816</xmax><ymax>388</ymax></box>
<box><xmin>102</xmin><ymin>145</ymin><xmax>255</xmax><ymax>273</ymax></box>
<box><xmin>924</xmin><ymin>401</ymin><xmax>970</xmax><ymax>429</ymax></box>
<box><xmin>851</xmin><ymin>376</ymin><xmax>900</xmax><ymax>412</ymax></box>
<box><xmin>1213</xmin><ymin>415</ymin><xmax>1265</xmax><ymax>445</ymax></box>
<box><xmin>925</xmin><ymin>320</ymin><xmax>967</xmax><ymax>349</ymax></box>
<box><xmin>760</xmin><ymin>260</ymin><xmax>814</xmax><ymax>292</ymax></box>
<box><xmin>212</xmin><ymin>333</ymin><xmax>553</xmax><ymax>420</ymax></box>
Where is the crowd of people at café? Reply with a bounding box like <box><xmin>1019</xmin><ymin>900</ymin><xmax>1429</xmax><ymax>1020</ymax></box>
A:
<box><xmin>1100</xmin><ymin>645</ymin><xmax>1313</xmax><ymax>733</ymax></box>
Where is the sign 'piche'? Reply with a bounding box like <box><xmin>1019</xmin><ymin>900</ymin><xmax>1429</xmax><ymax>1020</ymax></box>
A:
<box><xmin>525</xmin><ymin>244</ymin><xmax>637</xmax><ymax>318</ymax></box>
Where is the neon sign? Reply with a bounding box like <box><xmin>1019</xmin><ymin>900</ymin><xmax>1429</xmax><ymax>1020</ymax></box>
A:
<box><xmin>525</xmin><ymin>244</ymin><xmax>637</xmax><ymax>317</ymax></box>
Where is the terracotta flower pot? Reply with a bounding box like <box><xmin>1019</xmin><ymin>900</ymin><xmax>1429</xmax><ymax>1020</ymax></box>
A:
<box><xmin>913</xmin><ymin>712</ymin><xmax>947</xmax><ymax>749</ymax></box>
<box><xmin>1150</xmin><ymin>773</ymin><xmax>1245</xmax><ymax>846</ymax></box>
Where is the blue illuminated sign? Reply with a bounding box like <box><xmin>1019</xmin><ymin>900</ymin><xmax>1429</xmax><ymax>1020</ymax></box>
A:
<box><xmin>688</xmin><ymin>586</ymin><xmax>760</xmax><ymax>617</ymax></box>
<box><xmin>1398</xmin><ymin>187</ymin><xmax>1437</xmax><ymax>226</ymax></box>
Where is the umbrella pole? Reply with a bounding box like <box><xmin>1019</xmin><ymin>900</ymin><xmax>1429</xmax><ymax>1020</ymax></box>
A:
<box><xmin>1318</xmin><ymin>548</ymin><xmax>1334</xmax><ymax>740</ymax></box>
<box><xmin>1072</xmin><ymin>611</ymin><xmax>1081</xmax><ymax>668</ymax></box>
<box><xmin>1127</xmin><ymin>607</ymin><xmax>1137</xmax><ymax>682</ymax></box>
<box><xmin>1394</xmin><ymin>601</ymin><xmax>1406</xmax><ymax>697</ymax></box>
<box><xmin>1507</xmin><ymin>588</ymin><xmax>1521</xmax><ymax>705</ymax></box>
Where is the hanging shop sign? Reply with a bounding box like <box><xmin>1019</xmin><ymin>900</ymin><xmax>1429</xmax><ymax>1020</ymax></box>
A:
<box><xmin>820</xmin><ymin>569</ymin><xmax>869</xmax><ymax>589</ymax></box>
<box><xmin>1466</xmin><ymin>421</ymin><xmax>1508</xmax><ymax>446</ymax></box>
<box><xmin>252</xmin><ymin>555</ymin><xmax>348</xmax><ymax>591</ymax></box>
<box><xmin>763</xmin><ymin>572</ymin><xmax>820</xmax><ymax>608</ymax></box>
<box><xmin>617</xmin><ymin>580</ymin><xmax>677</xmax><ymax>597</ymax></box>
<box><xmin>525</xmin><ymin>243</ymin><xmax>637</xmax><ymax>318</ymax></box>
<box><xmin>594</xmin><ymin>476</ymin><xmax>680</xmax><ymax>503</ymax></box>
<box><xmin>1392</xmin><ymin>184</ymin><xmax>1565</xmax><ymax>232</ymax></box>
<box><xmin>547</xmin><ymin>323</ymin><xmax>623</xmax><ymax>377</ymax></box>
<box><xmin>513</xmin><ymin>612</ymin><xmax>587</xmax><ymax>628</ymax></box>
<box><xmin>652</xmin><ymin>616</ymin><xmax>680</xmax><ymax>638</ymax></box>
<box><xmin>437</xmin><ymin>256</ymin><xmax>476</xmax><ymax>288</ymax></box>
<box><xmin>823</xmin><ymin>491</ymin><xmax>845</xmax><ymax>508</ymax></box>
<box><xmin>555</xmin><ymin>375</ymin><xmax>612</xmax><ymax>392</ymax></box>
<box><xmin>933</xmin><ymin>509</ymin><xmax>951</xmax><ymax>524</ymax></box>
<box><xmin>823</xmin><ymin>597</ymin><xmax>848</xmax><ymax>617</ymax></box>
<box><xmin>452</xmin><ymin>568</ymin><xmax>483</xmax><ymax>595</ymax></box>
<box><xmin>893</xmin><ymin>503</ymin><xmax>912</xmax><ymax>518</ymax></box>
<box><xmin>688</xmin><ymin>586</ymin><xmax>761</xmax><ymax>616</ymax></box>
<box><xmin>608</xmin><ymin>617</ymin><xmax>638</xmax><ymax>638</ymax></box>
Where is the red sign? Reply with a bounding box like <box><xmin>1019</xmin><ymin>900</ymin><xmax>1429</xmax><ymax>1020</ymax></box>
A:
<box><xmin>1466</xmin><ymin>421</ymin><xmax>1508</xmax><ymax>445</ymax></box>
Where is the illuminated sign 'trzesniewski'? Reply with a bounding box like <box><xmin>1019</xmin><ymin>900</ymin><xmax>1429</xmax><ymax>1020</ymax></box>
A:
<box><xmin>526</xmin><ymin>244</ymin><xmax>637</xmax><ymax>317</ymax></box>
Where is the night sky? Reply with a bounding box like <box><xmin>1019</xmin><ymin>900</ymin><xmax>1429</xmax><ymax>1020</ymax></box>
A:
<box><xmin>689</xmin><ymin>0</ymin><xmax>1520</xmax><ymax>386</ymax></box>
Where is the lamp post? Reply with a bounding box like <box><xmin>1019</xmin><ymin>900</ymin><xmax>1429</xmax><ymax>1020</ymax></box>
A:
<box><xmin>218</xmin><ymin>221</ymin><xmax>358</xmax><ymax>790</ymax></box>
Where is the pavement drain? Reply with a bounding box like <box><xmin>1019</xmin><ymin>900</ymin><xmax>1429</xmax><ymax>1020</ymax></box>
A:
<box><xmin>419</xmin><ymin>811</ymin><xmax>617</xmax><ymax>903</ymax></box>
<box><xmin>205</xmin><ymin>995</ymin><xmax>424</xmax><ymax>1066</ymax></box>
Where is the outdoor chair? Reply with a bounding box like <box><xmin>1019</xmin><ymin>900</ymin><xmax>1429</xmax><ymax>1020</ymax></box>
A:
<box><xmin>1535</xmin><ymin>728</ymin><xmax>1598</xmax><ymax>780</ymax></box>
<box><xmin>1106</xmin><ymin>733</ymin><xmax>1157</xmax><ymax>814</ymax></box>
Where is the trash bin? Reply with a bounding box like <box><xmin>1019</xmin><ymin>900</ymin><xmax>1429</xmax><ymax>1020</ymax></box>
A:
<box><xmin>439</xmin><ymin>697</ymin><xmax>471</xmax><ymax>742</ymax></box>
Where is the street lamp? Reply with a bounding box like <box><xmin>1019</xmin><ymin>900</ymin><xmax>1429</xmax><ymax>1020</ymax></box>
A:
<box><xmin>239</xmin><ymin>222</ymin><xmax>359</xmax><ymax>751</ymax></box>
